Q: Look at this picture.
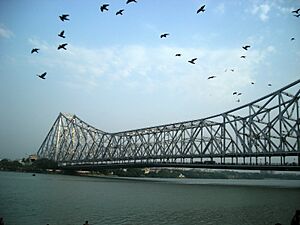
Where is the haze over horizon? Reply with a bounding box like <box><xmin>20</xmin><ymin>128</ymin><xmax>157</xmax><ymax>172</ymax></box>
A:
<box><xmin>0</xmin><ymin>0</ymin><xmax>300</xmax><ymax>159</ymax></box>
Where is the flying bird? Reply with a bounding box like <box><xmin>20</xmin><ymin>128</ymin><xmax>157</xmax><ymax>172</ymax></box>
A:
<box><xmin>188</xmin><ymin>58</ymin><xmax>197</xmax><ymax>64</ymax></box>
<box><xmin>237</xmin><ymin>93</ymin><xmax>242</xmax><ymax>96</ymax></box>
<box><xmin>37</xmin><ymin>72</ymin><xmax>47</xmax><ymax>80</ymax></box>
<box><xmin>236</xmin><ymin>99</ymin><xmax>240</xmax><ymax>103</ymax></box>
<box><xmin>251</xmin><ymin>82</ymin><xmax>255</xmax><ymax>85</ymax></box>
<box><xmin>58</xmin><ymin>43</ymin><xmax>68</xmax><ymax>50</ymax></box>
<box><xmin>175</xmin><ymin>53</ymin><xmax>181</xmax><ymax>57</ymax></box>
<box><xmin>292</xmin><ymin>8</ymin><xmax>300</xmax><ymax>14</ymax></box>
<box><xmin>59</xmin><ymin>14</ymin><xmax>69</xmax><ymax>21</ymax></box>
<box><xmin>116</xmin><ymin>9</ymin><xmax>124</xmax><ymax>15</ymax></box>
<box><xmin>240</xmin><ymin>55</ymin><xmax>246</xmax><ymax>58</ymax></box>
<box><xmin>197</xmin><ymin>5</ymin><xmax>205</xmax><ymax>13</ymax></box>
<box><xmin>58</xmin><ymin>30</ymin><xmax>65</xmax><ymax>38</ymax></box>
<box><xmin>160</xmin><ymin>33</ymin><xmax>169</xmax><ymax>38</ymax></box>
<box><xmin>231</xmin><ymin>69</ymin><xmax>234</xmax><ymax>72</ymax></box>
<box><xmin>294</xmin><ymin>14</ymin><xmax>300</xmax><ymax>17</ymax></box>
<box><xmin>100</xmin><ymin>4</ymin><xmax>109</xmax><ymax>12</ymax></box>
<box><xmin>242</xmin><ymin>45</ymin><xmax>251</xmax><ymax>50</ymax></box>
<box><xmin>208</xmin><ymin>75</ymin><xmax>216</xmax><ymax>80</ymax></box>
<box><xmin>233</xmin><ymin>92</ymin><xmax>237</xmax><ymax>95</ymax></box>
<box><xmin>31</xmin><ymin>48</ymin><xmax>39</xmax><ymax>54</ymax></box>
<box><xmin>291</xmin><ymin>37</ymin><xmax>295</xmax><ymax>41</ymax></box>
<box><xmin>126</xmin><ymin>0</ymin><xmax>137</xmax><ymax>3</ymax></box>
<box><xmin>268</xmin><ymin>83</ymin><xmax>272</xmax><ymax>86</ymax></box>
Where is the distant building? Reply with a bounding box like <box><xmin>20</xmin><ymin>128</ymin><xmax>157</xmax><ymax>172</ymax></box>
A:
<box><xmin>178</xmin><ymin>173</ymin><xmax>185</xmax><ymax>178</ymax></box>
<box><xmin>142</xmin><ymin>168</ymin><xmax>158</xmax><ymax>174</ymax></box>
<box><xmin>28</xmin><ymin>154</ymin><xmax>38</xmax><ymax>163</ymax></box>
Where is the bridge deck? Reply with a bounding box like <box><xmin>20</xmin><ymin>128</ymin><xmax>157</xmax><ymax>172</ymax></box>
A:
<box><xmin>60</xmin><ymin>162</ymin><xmax>300</xmax><ymax>172</ymax></box>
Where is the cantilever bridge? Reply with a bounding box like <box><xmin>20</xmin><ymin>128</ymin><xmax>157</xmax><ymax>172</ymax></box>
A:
<box><xmin>37</xmin><ymin>79</ymin><xmax>300</xmax><ymax>171</ymax></box>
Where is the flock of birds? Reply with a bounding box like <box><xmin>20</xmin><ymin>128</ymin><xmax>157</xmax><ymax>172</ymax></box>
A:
<box><xmin>32</xmin><ymin>13</ymin><xmax>70</xmax><ymax>79</ymax></box>
<box><xmin>30</xmin><ymin>1</ymin><xmax>300</xmax><ymax>103</ymax></box>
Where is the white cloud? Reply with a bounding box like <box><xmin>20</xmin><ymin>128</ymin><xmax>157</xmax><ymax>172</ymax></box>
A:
<box><xmin>215</xmin><ymin>3</ymin><xmax>225</xmax><ymax>15</ymax></box>
<box><xmin>28</xmin><ymin>38</ymin><xmax>50</xmax><ymax>50</ymax></box>
<box><xmin>27</xmin><ymin>38</ymin><xmax>278</xmax><ymax>108</ymax></box>
<box><xmin>250</xmin><ymin>1</ymin><xmax>294</xmax><ymax>20</ymax></box>
<box><xmin>0</xmin><ymin>24</ymin><xmax>14</xmax><ymax>39</ymax></box>
<box><xmin>251</xmin><ymin>3</ymin><xmax>271</xmax><ymax>22</ymax></box>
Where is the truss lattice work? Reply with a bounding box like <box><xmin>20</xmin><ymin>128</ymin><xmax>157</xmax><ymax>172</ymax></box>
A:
<box><xmin>38</xmin><ymin>79</ymin><xmax>300</xmax><ymax>166</ymax></box>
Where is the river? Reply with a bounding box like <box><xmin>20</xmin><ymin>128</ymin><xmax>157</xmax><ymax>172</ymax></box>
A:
<box><xmin>0</xmin><ymin>171</ymin><xmax>300</xmax><ymax>225</ymax></box>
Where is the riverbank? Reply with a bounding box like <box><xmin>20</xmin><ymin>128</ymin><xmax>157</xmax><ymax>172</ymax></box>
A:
<box><xmin>1</xmin><ymin>158</ymin><xmax>300</xmax><ymax>180</ymax></box>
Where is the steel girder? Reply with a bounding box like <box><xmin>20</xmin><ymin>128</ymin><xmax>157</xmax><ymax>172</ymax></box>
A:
<box><xmin>37</xmin><ymin>79</ymin><xmax>300</xmax><ymax>165</ymax></box>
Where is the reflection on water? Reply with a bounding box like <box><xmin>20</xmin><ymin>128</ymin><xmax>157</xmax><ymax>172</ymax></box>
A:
<box><xmin>0</xmin><ymin>171</ymin><xmax>299</xmax><ymax>225</ymax></box>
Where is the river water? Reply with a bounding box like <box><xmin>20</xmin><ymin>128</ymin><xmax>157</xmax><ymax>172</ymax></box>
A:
<box><xmin>0</xmin><ymin>171</ymin><xmax>300</xmax><ymax>225</ymax></box>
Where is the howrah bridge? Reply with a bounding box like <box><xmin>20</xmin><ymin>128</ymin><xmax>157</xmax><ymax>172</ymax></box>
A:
<box><xmin>37</xmin><ymin>79</ymin><xmax>300</xmax><ymax>171</ymax></box>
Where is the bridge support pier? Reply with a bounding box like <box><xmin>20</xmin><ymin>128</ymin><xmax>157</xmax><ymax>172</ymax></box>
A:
<box><xmin>265</xmin><ymin>156</ymin><xmax>267</xmax><ymax>165</ymax></box>
<box><xmin>280</xmin><ymin>156</ymin><xmax>286</xmax><ymax>165</ymax></box>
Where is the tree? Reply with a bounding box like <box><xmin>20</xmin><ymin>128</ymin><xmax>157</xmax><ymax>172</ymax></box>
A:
<box><xmin>32</xmin><ymin>158</ymin><xmax>58</xmax><ymax>169</ymax></box>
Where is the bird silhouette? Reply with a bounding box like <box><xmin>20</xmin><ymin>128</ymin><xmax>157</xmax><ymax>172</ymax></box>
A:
<box><xmin>208</xmin><ymin>75</ymin><xmax>216</xmax><ymax>80</ymax></box>
<box><xmin>58</xmin><ymin>43</ymin><xmax>68</xmax><ymax>50</ymax></box>
<box><xmin>116</xmin><ymin>9</ymin><xmax>124</xmax><ymax>15</ymax></box>
<box><xmin>268</xmin><ymin>83</ymin><xmax>272</xmax><ymax>86</ymax></box>
<box><xmin>242</xmin><ymin>45</ymin><xmax>251</xmax><ymax>50</ymax></box>
<box><xmin>236</xmin><ymin>99</ymin><xmax>240</xmax><ymax>103</ymax></box>
<box><xmin>197</xmin><ymin>5</ymin><xmax>205</xmax><ymax>13</ymax></box>
<box><xmin>188</xmin><ymin>58</ymin><xmax>197</xmax><ymax>64</ymax></box>
<box><xmin>231</xmin><ymin>69</ymin><xmax>234</xmax><ymax>72</ymax></box>
<box><xmin>294</xmin><ymin>14</ymin><xmax>300</xmax><ymax>17</ymax></box>
<box><xmin>240</xmin><ymin>55</ymin><xmax>246</xmax><ymax>58</ymax></box>
<box><xmin>175</xmin><ymin>53</ymin><xmax>181</xmax><ymax>57</ymax></box>
<box><xmin>233</xmin><ymin>92</ymin><xmax>237</xmax><ymax>95</ymax></box>
<box><xmin>100</xmin><ymin>4</ymin><xmax>109</xmax><ymax>12</ymax></box>
<box><xmin>237</xmin><ymin>93</ymin><xmax>242</xmax><ymax>96</ymax></box>
<box><xmin>37</xmin><ymin>72</ymin><xmax>47</xmax><ymax>79</ymax></box>
<box><xmin>31</xmin><ymin>48</ymin><xmax>39</xmax><ymax>54</ymax></box>
<box><xmin>160</xmin><ymin>33</ymin><xmax>169</xmax><ymax>38</ymax></box>
<box><xmin>292</xmin><ymin>8</ymin><xmax>300</xmax><ymax>14</ymax></box>
<box><xmin>291</xmin><ymin>37</ymin><xmax>295</xmax><ymax>41</ymax></box>
<box><xmin>59</xmin><ymin>14</ymin><xmax>69</xmax><ymax>21</ymax></box>
<box><xmin>126</xmin><ymin>0</ymin><xmax>137</xmax><ymax>4</ymax></box>
<box><xmin>58</xmin><ymin>30</ymin><xmax>65</xmax><ymax>38</ymax></box>
<box><xmin>251</xmin><ymin>82</ymin><xmax>255</xmax><ymax>85</ymax></box>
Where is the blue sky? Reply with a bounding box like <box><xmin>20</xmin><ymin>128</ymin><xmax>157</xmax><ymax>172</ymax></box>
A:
<box><xmin>0</xmin><ymin>0</ymin><xmax>300</xmax><ymax>159</ymax></box>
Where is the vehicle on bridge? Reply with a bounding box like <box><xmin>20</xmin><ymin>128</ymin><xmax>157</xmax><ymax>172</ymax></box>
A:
<box><xmin>203</xmin><ymin>160</ymin><xmax>216</xmax><ymax>165</ymax></box>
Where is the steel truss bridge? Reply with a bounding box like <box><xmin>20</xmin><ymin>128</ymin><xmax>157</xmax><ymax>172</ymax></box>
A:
<box><xmin>38</xmin><ymin>79</ymin><xmax>300</xmax><ymax>171</ymax></box>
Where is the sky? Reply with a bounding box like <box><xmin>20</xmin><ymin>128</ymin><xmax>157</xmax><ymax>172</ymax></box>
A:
<box><xmin>0</xmin><ymin>0</ymin><xmax>300</xmax><ymax>159</ymax></box>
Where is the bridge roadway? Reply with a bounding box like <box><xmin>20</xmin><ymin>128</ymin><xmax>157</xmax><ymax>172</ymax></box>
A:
<box><xmin>59</xmin><ymin>161</ymin><xmax>300</xmax><ymax>171</ymax></box>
